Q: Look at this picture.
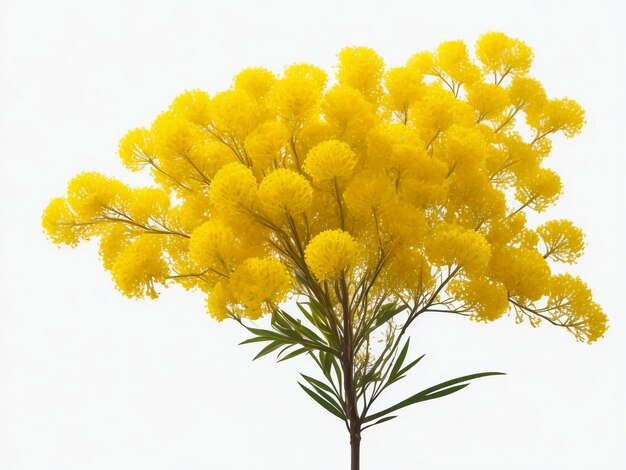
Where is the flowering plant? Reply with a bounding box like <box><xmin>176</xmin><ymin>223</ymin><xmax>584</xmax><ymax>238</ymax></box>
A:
<box><xmin>43</xmin><ymin>32</ymin><xmax>606</xmax><ymax>469</ymax></box>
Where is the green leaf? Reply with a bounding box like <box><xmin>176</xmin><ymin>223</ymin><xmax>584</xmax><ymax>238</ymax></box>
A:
<box><xmin>387</xmin><ymin>354</ymin><xmax>426</xmax><ymax>387</ymax></box>
<box><xmin>362</xmin><ymin>415</ymin><xmax>397</xmax><ymax>432</ymax></box>
<box><xmin>277</xmin><ymin>346</ymin><xmax>309</xmax><ymax>362</ymax></box>
<box><xmin>253</xmin><ymin>340</ymin><xmax>285</xmax><ymax>361</ymax></box>
<box><xmin>298</xmin><ymin>383</ymin><xmax>346</xmax><ymax>420</ymax></box>
<box><xmin>364</xmin><ymin>371</ymin><xmax>505</xmax><ymax>423</ymax></box>
<box><xmin>282</xmin><ymin>310</ymin><xmax>327</xmax><ymax>345</ymax></box>
<box><xmin>417</xmin><ymin>372</ymin><xmax>505</xmax><ymax>397</ymax></box>
<box><xmin>275</xmin><ymin>343</ymin><xmax>296</xmax><ymax>360</ymax></box>
<box><xmin>397</xmin><ymin>354</ymin><xmax>426</xmax><ymax>377</ymax></box>
<box><xmin>301</xmin><ymin>374</ymin><xmax>334</xmax><ymax>394</ymax></box>
<box><xmin>374</xmin><ymin>303</ymin><xmax>409</xmax><ymax>328</ymax></box>
<box><xmin>244</xmin><ymin>326</ymin><xmax>294</xmax><ymax>342</ymax></box>
<box><xmin>239</xmin><ymin>336</ymin><xmax>272</xmax><ymax>346</ymax></box>
<box><xmin>320</xmin><ymin>351</ymin><xmax>333</xmax><ymax>378</ymax></box>
<box><xmin>389</xmin><ymin>339</ymin><xmax>411</xmax><ymax>380</ymax></box>
<box><xmin>330</xmin><ymin>355</ymin><xmax>343</xmax><ymax>384</ymax></box>
<box><xmin>416</xmin><ymin>383</ymin><xmax>469</xmax><ymax>401</ymax></box>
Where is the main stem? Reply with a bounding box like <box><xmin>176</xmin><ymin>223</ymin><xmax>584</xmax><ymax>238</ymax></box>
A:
<box><xmin>340</xmin><ymin>279</ymin><xmax>361</xmax><ymax>470</ymax></box>
<box><xmin>351</xmin><ymin>431</ymin><xmax>361</xmax><ymax>470</ymax></box>
<box><xmin>343</xmin><ymin>351</ymin><xmax>361</xmax><ymax>470</ymax></box>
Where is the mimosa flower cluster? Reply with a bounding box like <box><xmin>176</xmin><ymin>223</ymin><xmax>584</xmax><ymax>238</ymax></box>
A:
<box><xmin>43</xmin><ymin>32</ymin><xmax>606</xmax><ymax>343</ymax></box>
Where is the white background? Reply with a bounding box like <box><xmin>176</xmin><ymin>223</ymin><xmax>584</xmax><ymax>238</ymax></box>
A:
<box><xmin>1</xmin><ymin>0</ymin><xmax>625</xmax><ymax>469</ymax></box>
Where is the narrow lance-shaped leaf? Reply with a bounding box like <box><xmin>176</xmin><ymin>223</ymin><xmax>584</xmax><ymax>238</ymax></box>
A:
<box><xmin>298</xmin><ymin>382</ymin><xmax>346</xmax><ymax>421</ymax></box>
<box><xmin>389</xmin><ymin>338</ymin><xmax>411</xmax><ymax>381</ymax></box>
<box><xmin>277</xmin><ymin>346</ymin><xmax>310</xmax><ymax>362</ymax></box>
<box><xmin>253</xmin><ymin>340</ymin><xmax>286</xmax><ymax>361</ymax></box>
<box><xmin>362</xmin><ymin>415</ymin><xmax>398</xmax><ymax>432</ymax></box>
<box><xmin>374</xmin><ymin>303</ymin><xmax>409</xmax><ymax>328</ymax></box>
<box><xmin>364</xmin><ymin>371</ymin><xmax>505</xmax><ymax>423</ymax></box>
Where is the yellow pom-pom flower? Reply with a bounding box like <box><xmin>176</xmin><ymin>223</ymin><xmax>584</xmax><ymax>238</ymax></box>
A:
<box><xmin>322</xmin><ymin>85</ymin><xmax>375</xmax><ymax>147</ymax></box>
<box><xmin>207</xmin><ymin>89</ymin><xmax>260</xmax><ymax>139</ymax></box>
<box><xmin>42</xmin><ymin>197</ymin><xmax>93</xmax><ymax>246</ymax></box>
<box><xmin>234</xmin><ymin>67</ymin><xmax>276</xmax><ymax>101</ymax></box>
<box><xmin>546</xmin><ymin>274</ymin><xmax>607</xmax><ymax>343</ymax></box>
<box><xmin>305</xmin><ymin>230</ymin><xmax>360</xmax><ymax>281</ymax></box>
<box><xmin>209</xmin><ymin>162</ymin><xmax>258</xmax><ymax>212</ymax></box>
<box><xmin>66</xmin><ymin>172</ymin><xmax>130</xmax><ymax>219</ymax></box>
<box><xmin>303</xmin><ymin>140</ymin><xmax>357</xmax><ymax>186</ymax></box>
<box><xmin>270</xmin><ymin>65</ymin><xmax>326</xmax><ymax>125</ymax></box>
<box><xmin>337</xmin><ymin>46</ymin><xmax>385</xmax><ymax>103</ymax></box>
<box><xmin>256</xmin><ymin>169</ymin><xmax>313</xmax><ymax>222</ymax></box>
<box><xmin>476</xmin><ymin>32</ymin><xmax>533</xmax><ymax>77</ymax></box>
<box><xmin>207</xmin><ymin>281</ymin><xmax>233</xmax><ymax>321</ymax></box>
<box><xmin>384</xmin><ymin>66</ymin><xmax>424</xmax><ymax>116</ymax></box>
<box><xmin>343</xmin><ymin>172</ymin><xmax>397</xmax><ymax>218</ymax></box>
<box><xmin>467</xmin><ymin>83</ymin><xmax>509</xmax><ymax>122</ymax></box>
<box><xmin>118</xmin><ymin>127</ymin><xmax>154</xmax><ymax>171</ymax></box>
<box><xmin>425</xmin><ymin>223</ymin><xmax>492</xmax><ymax>274</ymax></box>
<box><xmin>111</xmin><ymin>235</ymin><xmax>169</xmax><ymax>299</ymax></box>
<box><xmin>189</xmin><ymin>218</ymin><xmax>236</xmax><ymax>273</ymax></box>
<box><xmin>507</xmin><ymin>76</ymin><xmax>546</xmax><ymax>110</ymax></box>
<box><xmin>244</xmin><ymin>121</ymin><xmax>290</xmax><ymax>170</ymax></box>
<box><xmin>436</xmin><ymin>40</ymin><xmax>481</xmax><ymax>85</ymax></box>
<box><xmin>448</xmin><ymin>278</ymin><xmax>509</xmax><ymax>322</ymax></box>
<box><xmin>514</xmin><ymin>167</ymin><xmax>562</xmax><ymax>212</ymax></box>
<box><xmin>489</xmin><ymin>246</ymin><xmax>550</xmax><ymax>301</ymax></box>
<box><xmin>537</xmin><ymin>219</ymin><xmax>585</xmax><ymax>263</ymax></box>
<box><xmin>228</xmin><ymin>257</ymin><xmax>292</xmax><ymax>320</ymax></box>
<box><xmin>526</xmin><ymin>98</ymin><xmax>585</xmax><ymax>138</ymax></box>
<box><xmin>169</xmin><ymin>89</ymin><xmax>212</xmax><ymax>127</ymax></box>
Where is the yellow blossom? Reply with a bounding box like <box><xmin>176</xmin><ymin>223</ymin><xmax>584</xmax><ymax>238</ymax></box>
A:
<box><xmin>526</xmin><ymin>98</ymin><xmax>585</xmax><ymax>138</ymax></box>
<box><xmin>118</xmin><ymin>127</ymin><xmax>154</xmax><ymax>172</ymax></box>
<box><xmin>546</xmin><ymin>274</ymin><xmax>607</xmax><ymax>343</ymax></box>
<box><xmin>207</xmin><ymin>281</ymin><xmax>232</xmax><ymax>321</ymax></box>
<box><xmin>256</xmin><ymin>169</ymin><xmax>313</xmax><ymax>221</ymax></box>
<box><xmin>337</xmin><ymin>46</ymin><xmax>385</xmax><ymax>103</ymax></box>
<box><xmin>489</xmin><ymin>246</ymin><xmax>550</xmax><ymax>301</ymax></box>
<box><xmin>128</xmin><ymin>187</ymin><xmax>170</xmax><ymax>225</ymax></box>
<box><xmin>66</xmin><ymin>172</ymin><xmax>131</xmax><ymax>219</ymax></box>
<box><xmin>111</xmin><ymin>235</ymin><xmax>169</xmax><ymax>299</ymax></box>
<box><xmin>169</xmin><ymin>90</ymin><xmax>212</xmax><ymax>127</ymax></box>
<box><xmin>409</xmin><ymin>84</ymin><xmax>474</xmax><ymax>144</ymax></box>
<box><xmin>228</xmin><ymin>257</ymin><xmax>292</xmax><ymax>320</ymax></box>
<box><xmin>189</xmin><ymin>218</ymin><xmax>236</xmax><ymax>273</ymax></box>
<box><xmin>304</xmin><ymin>140</ymin><xmax>357</xmax><ymax>186</ymax></box>
<box><xmin>514</xmin><ymin>167</ymin><xmax>562</xmax><ymax>212</ymax></box>
<box><xmin>99</xmin><ymin>224</ymin><xmax>135</xmax><ymax>270</ymax></box>
<box><xmin>322</xmin><ymin>85</ymin><xmax>376</xmax><ymax>148</ymax></box>
<box><xmin>42</xmin><ymin>196</ymin><xmax>95</xmax><ymax>246</ymax></box>
<box><xmin>305</xmin><ymin>230</ymin><xmax>359</xmax><ymax>281</ymax></box>
<box><xmin>377</xmin><ymin>246</ymin><xmax>433</xmax><ymax>294</ymax></box>
<box><xmin>476</xmin><ymin>32</ymin><xmax>533</xmax><ymax>78</ymax></box>
<box><xmin>507</xmin><ymin>76</ymin><xmax>546</xmax><ymax>110</ymax></box>
<box><xmin>436</xmin><ymin>40</ymin><xmax>481</xmax><ymax>85</ymax></box>
<box><xmin>383</xmin><ymin>66</ymin><xmax>424</xmax><ymax>117</ymax></box>
<box><xmin>467</xmin><ymin>83</ymin><xmax>509</xmax><ymax>122</ymax></box>
<box><xmin>244</xmin><ymin>121</ymin><xmax>290</xmax><ymax>171</ymax></box>
<box><xmin>448</xmin><ymin>277</ymin><xmax>509</xmax><ymax>322</ymax></box>
<box><xmin>208</xmin><ymin>162</ymin><xmax>258</xmax><ymax>212</ymax></box>
<box><xmin>425</xmin><ymin>223</ymin><xmax>491</xmax><ymax>274</ymax></box>
<box><xmin>234</xmin><ymin>67</ymin><xmax>276</xmax><ymax>101</ymax></box>
<box><xmin>537</xmin><ymin>219</ymin><xmax>585</xmax><ymax>263</ymax></box>
<box><xmin>206</xmin><ymin>90</ymin><xmax>260</xmax><ymax>141</ymax></box>
<box><xmin>270</xmin><ymin>64</ymin><xmax>326</xmax><ymax>126</ymax></box>
<box><xmin>343</xmin><ymin>172</ymin><xmax>397</xmax><ymax>217</ymax></box>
